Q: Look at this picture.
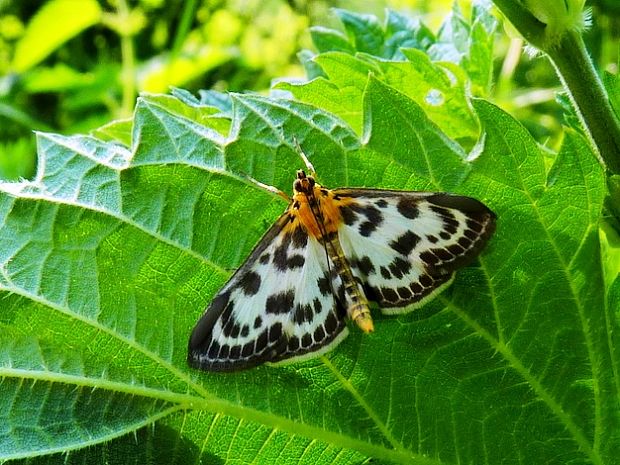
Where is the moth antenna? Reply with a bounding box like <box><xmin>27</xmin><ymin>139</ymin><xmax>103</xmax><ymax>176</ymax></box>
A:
<box><xmin>238</xmin><ymin>172</ymin><xmax>290</xmax><ymax>202</ymax></box>
<box><xmin>293</xmin><ymin>138</ymin><xmax>316</xmax><ymax>178</ymax></box>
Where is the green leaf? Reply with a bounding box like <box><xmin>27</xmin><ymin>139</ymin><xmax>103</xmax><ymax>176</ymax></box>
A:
<box><xmin>310</xmin><ymin>26</ymin><xmax>356</xmax><ymax>54</ymax></box>
<box><xmin>1</xmin><ymin>7</ymin><xmax>618</xmax><ymax>465</ymax></box>
<box><xmin>432</xmin><ymin>2</ymin><xmax>497</xmax><ymax>95</ymax></box>
<box><xmin>278</xmin><ymin>50</ymin><xmax>478</xmax><ymax>143</ymax></box>
<box><xmin>11</xmin><ymin>0</ymin><xmax>102</xmax><ymax>73</ymax></box>
<box><xmin>333</xmin><ymin>9</ymin><xmax>385</xmax><ymax>56</ymax></box>
<box><xmin>90</xmin><ymin>118</ymin><xmax>133</xmax><ymax>146</ymax></box>
<box><xmin>384</xmin><ymin>10</ymin><xmax>435</xmax><ymax>57</ymax></box>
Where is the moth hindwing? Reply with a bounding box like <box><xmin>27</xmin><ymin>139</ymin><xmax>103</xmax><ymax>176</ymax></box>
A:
<box><xmin>188</xmin><ymin>170</ymin><xmax>496</xmax><ymax>371</ymax></box>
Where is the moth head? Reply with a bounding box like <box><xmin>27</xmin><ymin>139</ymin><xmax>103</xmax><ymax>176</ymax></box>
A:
<box><xmin>293</xmin><ymin>170</ymin><xmax>316</xmax><ymax>194</ymax></box>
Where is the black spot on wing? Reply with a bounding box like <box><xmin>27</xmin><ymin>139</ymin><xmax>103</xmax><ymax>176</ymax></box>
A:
<box><xmin>388</xmin><ymin>256</ymin><xmax>411</xmax><ymax>280</ymax></box>
<box><xmin>430</xmin><ymin>205</ymin><xmax>459</xmax><ymax>236</ymax></box>
<box><xmin>397</xmin><ymin>286</ymin><xmax>412</xmax><ymax>300</ymax></box>
<box><xmin>380</xmin><ymin>266</ymin><xmax>391</xmax><ymax>279</ymax></box>
<box><xmin>419</xmin><ymin>274</ymin><xmax>433</xmax><ymax>287</ymax></box>
<box><xmin>340</xmin><ymin>204</ymin><xmax>358</xmax><ymax>225</ymax></box>
<box><xmin>313</xmin><ymin>325</ymin><xmax>326</xmax><ymax>341</ymax></box>
<box><xmin>458</xmin><ymin>236</ymin><xmax>472</xmax><ymax>248</ymax></box>
<box><xmin>207</xmin><ymin>341</ymin><xmax>220</xmax><ymax>359</ymax></box>
<box><xmin>269</xmin><ymin>322</ymin><xmax>283</xmax><ymax>342</ymax></box>
<box><xmin>288</xmin><ymin>336</ymin><xmax>300</xmax><ymax>351</ymax></box>
<box><xmin>381</xmin><ymin>287</ymin><xmax>398</xmax><ymax>303</ymax></box>
<box><xmin>447</xmin><ymin>243</ymin><xmax>466</xmax><ymax>255</ymax></box>
<box><xmin>355</xmin><ymin>204</ymin><xmax>383</xmax><ymax>227</ymax></box>
<box><xmin>255</xmin><ymin>329</ymin><xmax>268</xmax><ymax>352</ymax></box>
<box><xmin>266</xmin><ymin>290</ymin><xmax>295</xmax><ymax>314</ymax></box>
<box><xmin>230</xmin><ymin>345</ymin><xmax>241</xmax><ymax>359</ymax></box>
<box><xmin>242</xmin><ymin>341</ymin><xmax>254</xmax><ymax>357</ymax></box>
<box><xmin>420</xmin><ymin>250</ymin><xmax>440</xmax><ymax>266</ymax></box>
<box><xmin>397</xmin><ymin>197</ymin><xmax>419</xmax><ymax>219</ymax></box>
<box><xmin>291</xmin><ymin>227</ymin><xmax>308</xmax><ymax>248</ymax></box>
<box><xmin>317</xmin><ymin>271</ymin><xmax>332</xmax><ymax>296</ymax></box>
<box><xmin>294</xmin><ymin>302</ymin><xmax>314</xmax><ymax>324</ymax></box>
<box><xmin>342</xmin><ymin>203</ymin><xmax>385</xmax><ymax>234</ymax></box>
<box><xmin>273</xmin><ymin>232</ymin><xmax>306</xmax><ymax>271</ymax></box>
<box><xmin>287</xmin><ymin>254</ymin><xmax>305</xmax><ymax>268</ymax></box>
<box><xmin>259</xmin><ymin>253</ymin><xmax>270</xmax><ymax>264</ymax></box>
<box><xmin>353</xmin><ymin>256</ymin><xmax>375</xmax><ymax>276</ymax></box>
<box><xmin>219</xmin><ymin>344</ymin><xmax>230</xmax><ymax>358</ymax></box>
<box><xmin>467</xmin><ymin>218</ymin><xmax>484</xmax><ymax>233</ymax></box>
<box><xmin>376</xmin><ymin>199</ymin><xmax>388</xmax><ymax>208</ymax></box>
<box><xmin>324</xmin><ymin>309</ymin><xmax>339</xmax><ymax>334</ymax></box>
<box><xmin>238</xmin><ymin>271</ymin><xmax>261</xmax><ymax>296</ymax></box>
<box><xmin>433</xmin><ymin>248</ymin><xmax>455</xmax><ymax>261</ymax></box>
<box><xmin>464</xmin><ymin>229</ymin><xmax>478</xmax><ymax>240</ymax></box>
<box><xmin>389</xmin><ymin>231</ymin><xmax>420</xmax><ymax>256</ymax></box>
<box><xmin>359</xmin><ymin>221</ymin><xmax>378</xmax><ymax>237</ymax></box>
<box><xmin>222</xmin><ymin>318</ymin><xmax>241</xmax><ymax>338</ymax></box>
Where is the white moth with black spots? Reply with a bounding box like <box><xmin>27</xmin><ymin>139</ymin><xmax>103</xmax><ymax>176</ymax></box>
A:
<box><xmin>188</xmin><ymin>169</ymin><xmax>496</xmax><ymax>371</ymax></box>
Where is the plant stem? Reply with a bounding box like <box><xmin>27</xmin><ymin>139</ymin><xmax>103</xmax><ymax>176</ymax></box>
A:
<box><xmin>491</xmin><ymin>0</ymin><xmax>546</xmax><ymax>46</ymax></box>
<box><xmin>492</xmin><ymin>0</ymin><xmax>620</xmax><ymax>175</ymax></box>
<box><xmin>548</xmin><ymin>32</ymin><xmax>620</xmax><ymax>175</ymax></box>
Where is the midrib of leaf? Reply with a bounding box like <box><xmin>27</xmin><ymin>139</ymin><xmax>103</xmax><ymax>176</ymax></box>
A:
<box><xmin>0</xmin><ymin>367</ymin><xmax>198</xmax><ymax>405</ymax></box>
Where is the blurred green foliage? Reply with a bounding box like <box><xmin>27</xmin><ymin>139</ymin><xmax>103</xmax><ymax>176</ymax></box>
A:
<box><xmin>0</xmin><ymin>0</ymin><xmax>618</xmax><ymax>181</ymax></box>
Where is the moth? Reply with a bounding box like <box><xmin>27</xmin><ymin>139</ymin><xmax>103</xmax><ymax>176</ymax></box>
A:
<box><xmin>188</xmin><ymin>155</ymin><xmax>496</xmax><ymax>372</ymax></box>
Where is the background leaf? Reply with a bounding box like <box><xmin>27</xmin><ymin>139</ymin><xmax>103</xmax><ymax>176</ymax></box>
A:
<box><xmin>11</xmin><ymin>0</ymin><xmax>102</xmax><ymax>73</ymax></box>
